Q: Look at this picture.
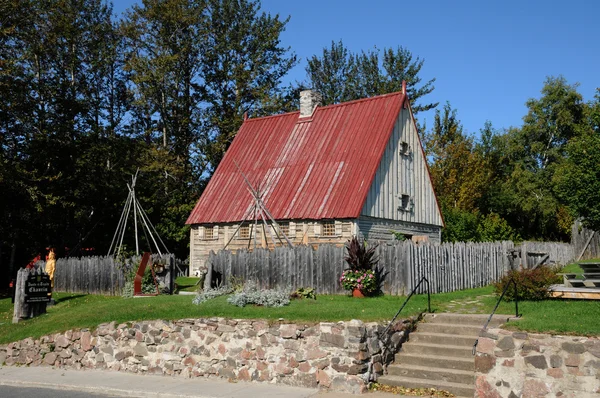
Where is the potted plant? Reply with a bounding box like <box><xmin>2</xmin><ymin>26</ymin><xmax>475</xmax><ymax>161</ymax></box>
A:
<box><xmin>340</xmin><ymin>236</ymin><xmax>379</xmax><ymax>297</ymax></box>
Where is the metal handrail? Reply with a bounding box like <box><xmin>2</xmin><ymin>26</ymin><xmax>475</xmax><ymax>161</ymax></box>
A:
<box><xmin>472</xmin><ymin>278</ymin><xmax>520</xmax><ymax>355</ymax></box>
<box><xmin>382</xmin><ymin>276</ymin><xmax>431</xmax><ymax>336</ymax></box>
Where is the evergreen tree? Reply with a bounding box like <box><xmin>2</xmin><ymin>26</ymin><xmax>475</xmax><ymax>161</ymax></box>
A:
<box><xmin>305</xmin><ymin>40</ymin><xmax>437</xmax><ymax>113</ymax></box>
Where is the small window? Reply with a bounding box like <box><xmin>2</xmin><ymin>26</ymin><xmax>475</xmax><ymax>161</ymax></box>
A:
<box><xmin>239</xmin><ymin>225</ymin><xmax>250</xmax><ymax>239</ymax></box>
<box><xmin>200</xmin><ymin>225</ymin><xmax>218</xmax><ymax>240</ymax></box>
<box><xmin>399</xmin><ymin>141</ymin><xmax>411</xmax><ymax>156</ymax></box>
<box><xmin>322</xmin><ymin>220</ymin><xmax>336</xmax><ymax>237</ymax></box>
<box><xmin>276</xmin><ymin>222</ymin><xmax>289</xmax><ymax>237</ymax></box>
<box><xmin>398</xmin><ymin>194</ymin><xmax>413</xmax><ymax>212</ymax></box>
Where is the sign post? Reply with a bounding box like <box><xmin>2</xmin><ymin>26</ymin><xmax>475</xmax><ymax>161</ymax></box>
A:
<box><xmin>13</xmin><ymin>267</ymin><xmax>51</xmax><ymax>323</ymax></box>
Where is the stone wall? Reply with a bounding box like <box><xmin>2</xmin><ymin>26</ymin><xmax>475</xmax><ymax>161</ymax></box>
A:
<box><xmin>475</xmin><ymin>328</ymin><xmax>600</xmax><ymax>398</ymax></box>
<box><xmin>0</xmin><ymin>317</ymin><xmax>416</xmax><ymax>394</ymax></box>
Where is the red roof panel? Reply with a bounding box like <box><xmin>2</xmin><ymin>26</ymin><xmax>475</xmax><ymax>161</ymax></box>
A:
<box><xmin>186</xmin><ymin>91</ymin><xmax>405</xmax><ymax>224</ymax></box>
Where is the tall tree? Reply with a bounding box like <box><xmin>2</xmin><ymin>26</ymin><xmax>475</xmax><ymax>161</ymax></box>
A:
<box><xmin>0</xmin><ymin>0</ymin><xmax>137</xmax><ymax>264</ymax></box>
<box><xmin>500</xmin><ymin>77</ymin><xmax>585</xmax><ymax>240</ymax></box>
<box><xmin>424</xmin><ymin>103</ymin><xmax>488</xmax><ymax>211</ymax></box>
<box><xmin>555</xmin><ymin>89</ymin><xmax>600</xmax><ymax>231</ymax></box>
<box><xmin>199</xmin><ymin>0</ymin><xmax>297</xmax><ymax>169</ymax></box>
<box><xmin>305</xmin><ymin>40</ymin><xmax>437</xmax><ymax>113</ymax></box>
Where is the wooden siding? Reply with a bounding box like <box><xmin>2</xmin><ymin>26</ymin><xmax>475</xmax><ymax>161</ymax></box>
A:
<box><xmin>190</xmin><ymin>220</ymin><xmax>354</xmax><ymax>273</ymax></box>
<box><xmin>361</xmin><ymin>103</ymin><xmax>442</xmax><ymax>227</ymax></box>
<box><xmin>357</xmin><ymin>216</ymin><xmax>441</xmax><ymax>244</ymax></box>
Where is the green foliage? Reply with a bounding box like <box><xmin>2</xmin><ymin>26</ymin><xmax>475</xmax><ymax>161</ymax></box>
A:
<box><xmin>305</xmin><ymin>40</ymin><xmax>437</xmax><ymax>113</ymax></box>
<box><xmin>494</xmin><ymin>267</ymin><xmax>561</xmax><ymax>301</ymax></box>
<box><xmin>344</xmin><ymin>236</ymin><xmax>379</xmax><ymax>271</ymax></box>
<box><xmin>339</xmin><ymin>269</ymin><xmax>378</xmax><ymax>295</ymax></box>
<box><xmin>391</xmin><ymin>231</ymin><xmax>407</xmax><ymax>241</ymax></box>
<box><xmin>0</xmin><ymin>0</ymin><xmax>295</xmax><ymax>268</ymax></box>
<box><xmin>555</xmin><ymin>90</ymin><xmax>600</xmax><ymax>231</ymax></box>
<box><xmin>477</xmin><ymin>213</ymin><xmax>520</xmax><ymax>242</ymax></box>
<box><xmin>122</xmin><ymin>266</ymin><xmax>158</xmax><ymax>298</ymax></box>
<box><xmin>290</xmin><ymin>287</ymin><xmax>316</xmax><ymax>300</ymax></box>
<box><xmin>441</xmin><ymin>207</ymin><xmax>480</xmax><ymax>242</ymax></box>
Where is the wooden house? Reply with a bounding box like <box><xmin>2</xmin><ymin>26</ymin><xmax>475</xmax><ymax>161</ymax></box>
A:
<box><xmin>186</xmin><ymin>83</ymin><xmax>444</xmax><ymax>275</ymax></box>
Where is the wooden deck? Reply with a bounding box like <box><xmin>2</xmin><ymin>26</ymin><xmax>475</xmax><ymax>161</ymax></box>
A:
<box><xmin>549</xmin><ymin>284</ymin><xmax>600</xmax><ymax>300</ymax></box>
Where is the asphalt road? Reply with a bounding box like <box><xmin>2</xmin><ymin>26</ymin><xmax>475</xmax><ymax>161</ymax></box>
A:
<box><xmin>0</xmin><ymin>385</ymin><xmax>115</xmax><ymax>397</ymax></box>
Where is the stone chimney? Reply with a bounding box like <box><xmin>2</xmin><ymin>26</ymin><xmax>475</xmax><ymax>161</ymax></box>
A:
<box><xmin>299</xmin><ymin>90</ymin><xmax>322</xmax><ymax>117</ymax></box>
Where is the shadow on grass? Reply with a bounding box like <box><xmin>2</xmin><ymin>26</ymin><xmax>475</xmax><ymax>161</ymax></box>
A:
<box><xmin>53</xmin><ymin>294</ymin><xmax>87</xmax><ymax>304</ymax></box>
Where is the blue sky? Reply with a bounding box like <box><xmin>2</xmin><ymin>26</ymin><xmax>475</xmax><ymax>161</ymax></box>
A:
<box><xmin>112</xmin><ymin>0</ymin><xmax>599</xmax><ymax>137</ymax></box>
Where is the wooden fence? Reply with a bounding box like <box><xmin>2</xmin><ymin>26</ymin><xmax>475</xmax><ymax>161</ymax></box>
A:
<box><xmin>519</xmin><ymin>241</ymin><xmax>574</xmax><ymax>268</ymax></box>
<box><xmin>45</xmin><ymin>254</ymin><xmax>188</xmax><ymax>295</ymax></box>
<box><xmin>208</xmin><ymin>240</ymin><xmax>575</xmax><ymax>295</ymax></box>
<box><xmin>572</xmin><ymin>220</ymin><xmax>600</xmax><ymax>260</ymax></box>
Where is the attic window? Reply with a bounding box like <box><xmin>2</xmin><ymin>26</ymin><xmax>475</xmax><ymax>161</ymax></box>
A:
<box><xmin>398</xmin><ymin>194</ymin><xmax>413</xmax><ymax>212</ymax></box>
<box><xmin>204</xmin><ymin>226</ymin><xmax>214</xmax><ymax>240</ymax></box>
<box><xmin>399</xmin><ymin>141</ymin><xmax>411</xmax><ymax>156</ymax></box>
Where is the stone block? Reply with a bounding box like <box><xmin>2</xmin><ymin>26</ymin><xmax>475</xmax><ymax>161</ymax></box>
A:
<box><xmin>474</xmin><ymin>375</ymin><xmax>502</xmax><ymax>398</ymax></box>
<box><xmin>320</xmin><ymin>333</ymin><xmax>345</xmax><ymax>348</ymax></box>
<box><xmin>43</xmin><ymin>352</ymin><xmax>57</xmax><ymax>365</ymax></box>
<box><xmin>475</xmin><ymin>354</ymin><xmax>496</xmax><ymax>373</ymax></box>
<box><xmin>565</xmin><ymin>354</ymin><xmax>580</xmax><ymax>367</ymax></box>
<box><xmin>280</xmin><ymin>324</ymin><xmax>298</xmax><ymax>339</ymax></box>
<box><xmin>316</xmin><ymin>369</ymin><xmax>331</xmax><ymax>387</ymax></box>
<box><xmin>584</xmin><ymin>339</ymin><xmax>600</xmax><ymax>358</ymax></box>
<box><xmin>550</xmin><ymin>354</ymin><xmax>563</xmax><ymax>368</ymax></box>
<box><xmin>524</xmin><ymin>355</ymin><xmax>547</xmax><ymax>369</ymax></box>
<box><xmin>477</xmin><ymin>338</ymin><xmax>496</xmax><ymax>355</ymax></box>
<box><xmin>55</xmin><ymin>335</ymin><xmax>70</xmax><ymax>349</ymax></box>
<box><xmin>497</xmin><ymin>336</ymin><xmax>515</xmax><ymax>350</ymax></box>
<box><xmin>562</xmin><ymin>342</ymin><xmax>585</xmax><ymax>354</ymax></box>
<box><xmin>547</xmin><ymin>368</ymin><xmax>563</xmax><ymax>378</ymax></box>
<box><xmin>522</xmin><ymin>379</ymin><xmax>550</xmax><ymax>398</ymax></box>
<box><xmin>134</xmin><ymin>343</ymin><xmax>148</xmax><ymax>357</ymax></box>
<box><xmin>512</xmin><ymin>332</ymin><xmax>528</xmax><ymax>340</ymax></box>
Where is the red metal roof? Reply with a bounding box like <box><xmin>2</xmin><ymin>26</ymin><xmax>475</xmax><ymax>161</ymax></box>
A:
<box><xmin>186</xmin><ymin>91</ymin><xmax>406</xmax><ymax>224</ymax></box>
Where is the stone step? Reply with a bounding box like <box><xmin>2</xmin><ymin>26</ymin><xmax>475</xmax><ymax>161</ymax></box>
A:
<box><xmin>402</xmin><ymin>342</ymin><xmax>473</xmax><ymax>358</ymax></box>
<box><xmin>387</xmin><ymin>363</ymin><xmax>475</xmax><ymax>385</ymax></box>
<box><xmin>377</xmin><ymin>375</ymin><xmax>474</xmax><ymax>397</ymax></box>
<box><xmin>410</xmin><ymin>332</ymin><xmax>476</xmax><ymax>347</ymax></box>
<box><xmin>424</xmin><ymin>312</ymin><xmax>513</xmax><ymax>328</ymax></box>
<box><xmin>394</xmin><ymin>353</ymin><xmax>474</xmax><ymax>371</ymax></box>
<box><xmin>416</xmin><ymin>322</ymin><xmax>482</xmax><ymax>336</ymax></box>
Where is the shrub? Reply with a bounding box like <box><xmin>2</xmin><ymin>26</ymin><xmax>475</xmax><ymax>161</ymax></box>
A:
<box><xmin>122</xmin><ymin>267</ymin><xmax>158</xmax><ymax>298</ymax></box>
<box><xmin>344</xmin><ymin>236</ymin><xmax>379</xmax><ymax>271</ymax></box>
<box><xmin>227</xmin><ymin>281</ymin><xmax>291</xmax><ymax>308</ymax></box>
<box><xmin>339</xmin><ymin>269</ymin><xmax>378</xmax><ymax>295</ymax></box>
<box><xmin>192</xmin><ymin>285</ymin><xmax>233</xmax><ymax>305</ymax></box>
<box><xmin>290</xmin><ymin>287</ymin><xmax>316</xmax><ymax>300</ymax></box>
<box><xmin>494</xmin><ymin>266</ymin><xmax>561</xmax><ymax>301</ymax></box>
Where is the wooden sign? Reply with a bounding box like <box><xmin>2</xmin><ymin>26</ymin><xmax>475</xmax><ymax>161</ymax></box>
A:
<box><xmin>24</xmin><ymin>274</ymin><xmax>51</xmax><ymax>303</ymax></box>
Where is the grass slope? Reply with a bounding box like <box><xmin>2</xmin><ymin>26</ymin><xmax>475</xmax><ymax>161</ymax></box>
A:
<box><xmin>1</xmin><ymin>285</ymin><xmax>599</xmax><ymax>344</ymax></box>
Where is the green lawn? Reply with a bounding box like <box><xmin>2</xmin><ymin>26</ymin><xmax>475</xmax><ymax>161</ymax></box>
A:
<box><xmin>175</xmin><ymin>276</ymin><xmax>201</xmax><ymax>292</ymax></box>
<box><xmin>0</xmin><ymin>285</ymin><xmax>599</xmax><ymax>345</ymax></box>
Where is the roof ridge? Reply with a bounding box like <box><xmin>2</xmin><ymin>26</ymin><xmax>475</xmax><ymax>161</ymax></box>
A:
<box><xmin>244</xmin><ymin>90</ymin><xmax>405</xmax><ymax>123</ymax></box>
